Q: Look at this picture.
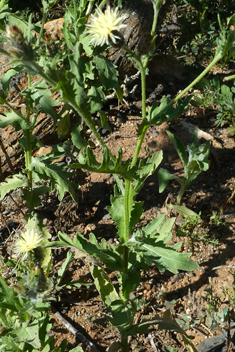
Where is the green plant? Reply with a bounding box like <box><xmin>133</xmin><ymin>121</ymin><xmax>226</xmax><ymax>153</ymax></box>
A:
<box><xmin>0</xmin><ymin>0</ymin><xmax>235</xmax><ymax>351</ymax></box>
<box><xmin>175</xmin><ymin>212</ymin><xmax>203</xmax><ymax>254</ymax></box>
<box><xmin>158</xmin><ymin>130</ymin><xmax>211</xmax><ymax>204</ymax></box>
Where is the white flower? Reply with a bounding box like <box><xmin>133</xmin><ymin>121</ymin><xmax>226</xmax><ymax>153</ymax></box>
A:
<box><xmin>14</xmin><ymin>228</ymin><xmax>43</xmax><ymax>256</ymax></box>
<box><xmin>86</xmin><ymin>6</ymin><xmax>127</xmax><ymax>47</ymax></box>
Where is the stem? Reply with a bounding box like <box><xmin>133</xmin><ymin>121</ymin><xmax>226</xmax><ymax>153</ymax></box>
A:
<box><xmin>173</xmin><ymin>52</ymin><xmax>223</xmax><ymax>104</ymax></box>
<box><xmin>36</xmin><ymin>12</ymin><xmax>47</xmax><ymax>46</ymax></box>
<box><xmin>177</xmin><ymin>181</ymin><xmax>186</xmax><ymax>204</ymax></box>
<box><xmin>151</xmin><ymin>0</ymin><xmax>163</xmax><ymax>37</ymax></box>
<box><xmin>24</xmin><ymin>73</ymin><xmax>34</xmax><ymax>214</ymax></box>
<box><xmin>121</xmin><ymin>335</ymin><xmax>129</xmax><ymax>352</ymax></box>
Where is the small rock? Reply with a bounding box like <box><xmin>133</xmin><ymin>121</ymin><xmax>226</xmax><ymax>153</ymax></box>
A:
<box><xmin>197</xmin><ymin>335</ymin><xmax>227</xmax><ymax>352</ymax></box>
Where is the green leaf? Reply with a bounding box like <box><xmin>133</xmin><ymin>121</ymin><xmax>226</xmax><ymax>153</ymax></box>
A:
<box><xmin>31</xmin><ymin>83</ymin><xmax>61</xmax><ymax>123</ymax></box>
<box><xmin>143</xmin><ymin>214</ymin><xmax>165</xmax><ymax>236</ymax></box>
<box><xmin>169</xmin><ymin>204</ymin><xmax>198</xmax><ymax>218</ymax></box>
<box><xmin>94</xmin><ymin>55</ymin><xmax>118</xmax><ymax>90</ymax></box>
<box><xmin>138</xmin><ymin>95</ymin><xmax>191</xmax><ymax>133</ymax></box>
<box><xmin>89</xmin><ymin>263</ymin><xmax>120</xmax><ymax>308</ymax></box>
<box><xmin>158</xmin><ymin>168</ymin><xmax>180</xmax><ymax>193</ymax></box>
<box><xmin>0</xmin><ymin>110</ymin><xmax>29</xmax><ymax>130</ymax></box>
<box><xmin>29</xmin><ymin>157</ymin><xmax>77</xmax><ymax>201</ymax></box>
<box><xmin>166</xmin><ymin>130</ymin><xmax>188</xmax><ymax>166</ymax></box>
<box><xmin>0</xmin><ymin>277</ymin><xmax>24</xmax><ymax>311</ymax></box>
<box><xmin>69</xmin><ymin>146</ymin><xmax>135</xmax><ymax>180</ymax></box>
<box><xmin>122</xmin><ymin>252</ymin><xmax>148</xmax><ymax>298</ymax></box>
<box><xmin>133</xmin><ymin>151</ymin><xmax>163</xmax><ymax>191</ymax></box>
<box><xmin>48</xmin><ymin>232</ymin><xmax>123</xmax><ymax>272</ymax></box>
<box><xmin>127</xmin><ymin>226</ymin><xmax>198</xmax><ymax>274</ymax></box>
<box><xmin>109</xmin><ymin>300</ymin><xmax>135</xmax><ymax>331</ymax></box>
<box><xmin>0</xmin><ymin>173</ymin><xmax>27</xmax><ymax>201</ymax></box>
<box><xmin>56</xmin><ymin>251</ymin><xmax>74</xmax><ymax>287</ymax></box>
<box><xmin>1</xmin><ymin>67</ymin><xmax>23</xmax><ymax>94</ymax></box>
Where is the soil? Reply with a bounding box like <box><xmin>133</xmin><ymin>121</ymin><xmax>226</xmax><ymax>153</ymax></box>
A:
<box><xmin>1</xmin><ymin>6</ymin><xmax>235</xmax><ymax>352</ymax></box>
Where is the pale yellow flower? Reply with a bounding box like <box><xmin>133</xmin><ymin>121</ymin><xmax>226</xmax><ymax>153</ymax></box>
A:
<box><xmin>87</xmin><ymin>6</ymin><xmax>127</xmax><ymax>47</ymax></box>
<box><xmin>14</xmin><ymin>228</ymin><xmax>43</xmax><ymax>256</ymax></box>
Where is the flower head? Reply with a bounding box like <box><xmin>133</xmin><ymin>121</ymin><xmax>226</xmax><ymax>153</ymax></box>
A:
<box><xmin>14</xmin><ymin>228</ymin><xmax>43</xmax><ymax>257</ymax></box>
<box><xmin>5</xmin><ymin>25</ymin><xmax>32</xmax><ymax>59</ymax></box>
<box><xmin>87</xmin><ymin>6</ymin><xmax>127</xmax><ymax>47</ymax></box>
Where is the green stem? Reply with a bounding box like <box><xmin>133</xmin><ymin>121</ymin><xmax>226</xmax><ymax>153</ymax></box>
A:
<box><xmin>177</xmin><ymin>181</ymin><xmax>186</xmax><ymax>204</ymax></box>
<box><xmin>151</xmin><ymin>0</ymin><xmax>163</xmax><ymax>37</ymax></box>
<box><xmin>131</xmin><ymin>64</ymin><xmax>148</xmax><ymax>168</ymax></box>
<box><xmin>121</xmin><ymin>335</ymin><xmax>129</xmax><ymax>352</ymax></box>
<box><xmin>24</xmin><ymin>73</ymin><xmax>34</xmax><ymax>214</ymax></box>
<box><xmin>173</xmin><ymin>52</ymin><xmax>223</xmax><ymax>104</ymax></box>
<box><xmin>36</xmin><ymin>12</ymin><xmax>47</xmax><ymax>46</ymax></box>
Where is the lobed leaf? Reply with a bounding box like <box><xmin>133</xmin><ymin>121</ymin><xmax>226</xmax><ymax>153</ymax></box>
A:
<box><xmin>0</xmin><ymin>173</ymin><xmax>27</xmax><ymax>201</ymax></box>
<box><xmin>29</xmin><ymin>157</ymin><xmax>77</xmax><ymax>201</ymax></box>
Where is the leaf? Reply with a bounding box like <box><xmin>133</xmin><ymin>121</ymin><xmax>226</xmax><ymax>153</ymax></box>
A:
<box><xmin>48</xmin><ymin>232</ymin><xmax>123</xmax><ymax>272</ymax></box>
<box><xmin>109</xmin><ymin>300</ymin><xmax>135</xmax><ymax>331</ymax></box>
<box><xmin>134</xmin><ymin>151</ymin><xmax>163</xmax><ymax>191</ymax></box>
<box><xmin>107</xmin><ymin>184</ymin><xmax>142</xmax><ymax>243</ymax></box>
<box><xmin>94</xmin><ymin>55</ymin><xmax>119</xmax><ymax>90</ymax></box>
<box><xmin>138</xmin><ymin>95</ymin><xmax>191</xmax><ymax>133</ymax></box>
<box><xmin>71</xmin><ymin>124</ymin><xmax>87</xmax><ymax>149</ymax></box>
<box><xmin>89</xmin><ymin>263</ymin><xmax>120</xmax><ymax>308</ymax></box>
<box><xmin>122</xmin><ymin>252</ymin><xmax>148</xmax><ymax>298</ymax></box>
<box><xmin>69</xmin><ymin>146</ymin><xmax>135</xmax><ymax>180</ymax></box>
<box><xmin>31</xmin><ymin>83</ymin><xmax>61</xmax><ymax>123</ymax></box>
<box><xmin>1</xmin><ymin>67</ymin><xmax>23</xmax><ymax>94</ymax></box>
<box><xmin>0</xmin><ymin>277</ymin><xmax>23</xmax><ymax>312</ymax></box>
<box><xmin>29</xmin><ymin>157</ymin><xmax>77</xmax><ymax>201</ymax></box>
<box><xmin>169</xmin><ymin>204</ymin><xmax>199</xmax><ymax>218</ymax></box>
<box><xmin>166</xmin><ymin>130</ymin><xmax>188</xmax><ymax>166</ymax></box>
<box><xmin>0</xmin><ymin>173</ymin><xmax>27</xmax><ymax>201</ymax></box>
<box><xmin>0</xmin><ymin>110</ymin><xmax>29</xmax><ymax>130</ymax></box>
<box><xmin>156</xmin><ymin>217</ymin><xmax>176</xmax><ymax>243</ymax></box>
<box><xmin>143</xmin><ymin>214</ymin><xmax>165</xmax><ymax>236</ymax></box>
<box><xmin>56</xmin><ymin>251</ymin><xmax>74</xmax><ymax>287</ymax></box>
<box><xmin>158</xmin><ymin>168</ymin><xmax>180</xmax><ymax>193</ymax></box>
<box><xmin>127</xmin><ymin>230</ymin><xmax>198</xmax><ymax>274</ymax></box>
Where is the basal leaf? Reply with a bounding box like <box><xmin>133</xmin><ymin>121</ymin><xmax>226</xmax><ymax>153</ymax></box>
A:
<box><xmin>0</xmin><ymin>173</ymin><xmax>27</xmax><ymax>201</ymax></box>
<box><xmin>155</xmin><ymin>217</ymin><xmax>175</xmax><ymax>244</ymax></box>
